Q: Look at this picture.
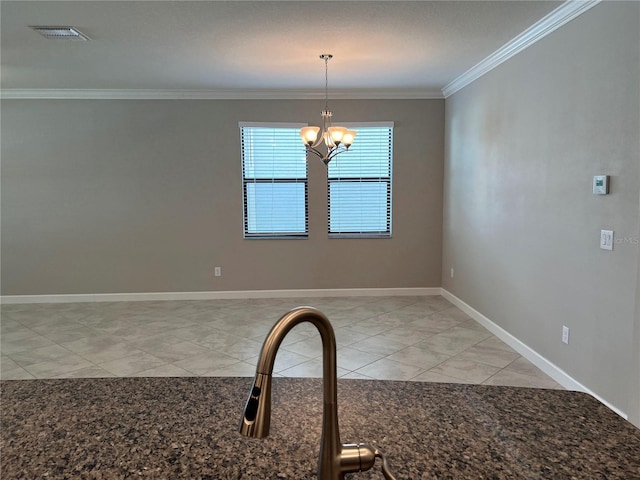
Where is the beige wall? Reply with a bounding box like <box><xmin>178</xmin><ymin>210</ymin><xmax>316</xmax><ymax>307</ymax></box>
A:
<box><xmin>632</xmin><ymin>180</ymin><xmax>640</xmax><ymax>426</ymax></box>
<box><xmin>443</xmin><ymin>2</ymin><xmax>640</xmax><ymax>419</ymax></box>
<box><xmin>1</xmin><ymin>99</ymin><xmax>444</xmax><ymax>295</ymax></box>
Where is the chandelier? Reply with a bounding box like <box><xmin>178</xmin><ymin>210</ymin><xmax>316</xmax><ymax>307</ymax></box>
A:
<box><xmin>300</xmin><ymin>54</ymin><xmax>356</xmax><ymax>165</ymax></box>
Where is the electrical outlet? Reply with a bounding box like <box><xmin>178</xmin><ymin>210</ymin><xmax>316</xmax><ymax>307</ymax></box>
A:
<box><xmin>214</xmin><ymin>267</ymin><xmax>221</xmax><ymax>277</ymax></box>
<box><xmin>450</xmin><ymin>268</ymin><xmax>454</xmax><ymax>278</ymax></box>
<box><xmin>562</xmin><ymin>325</ymin><xmax>570</xmax><ymax>344</ymax></box>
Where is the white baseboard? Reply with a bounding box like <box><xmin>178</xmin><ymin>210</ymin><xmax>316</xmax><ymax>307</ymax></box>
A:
<box><xmin>441</xmin><ymin>289</ymin><xmax>628</xmax><ymax>420</ymax></box>
<box><xmin>0</xmin><ymin>287</ymin><xmax>440</xmax><ymax>304</ymax></box>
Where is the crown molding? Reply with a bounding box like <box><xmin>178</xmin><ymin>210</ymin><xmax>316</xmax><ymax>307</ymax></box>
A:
<box><xmin>0</xmin><ymin>88</ymin><xmax>444</xmax><ymax>100</ymax></box>
<box><xmin>442</xmin><ymin>0</ymin><xmax>602</xmax><ymax>98</ymax></box>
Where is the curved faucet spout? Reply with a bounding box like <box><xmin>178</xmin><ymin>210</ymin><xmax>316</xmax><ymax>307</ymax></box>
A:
<box><xmin>239</xmin><ymin>307</ymin><xmax>341</xmax><ymax>477</ymax></box>
<box><xmin>254</xmin><ymin>306</ymin><xmax>337</xmax><ymax>389</ymax></box>
<box><xmin>239</xmin><ymin>306</ymin><xmax>395</xmax><ymax>480</ymax></box>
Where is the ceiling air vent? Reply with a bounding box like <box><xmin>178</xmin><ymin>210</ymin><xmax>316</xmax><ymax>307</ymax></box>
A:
<box><xmin>30</xmin><ymin>26</ymin><xmax>90</xmax><ymax>41</ymax></box>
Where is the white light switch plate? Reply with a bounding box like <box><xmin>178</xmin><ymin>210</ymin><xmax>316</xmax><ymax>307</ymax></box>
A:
<box><xmin>600</xmin><ymin>230</ymin><xmax>614</xmax><ymax>250</ymax></box>
<box><xmin>593</xmin><ymin>175</ymin><xmax>609</xmax><ymax>194</ymax></box>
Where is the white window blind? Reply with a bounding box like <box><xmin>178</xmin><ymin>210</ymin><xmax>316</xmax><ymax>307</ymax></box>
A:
<box><xmin>240</xmin><ymin>123</ymin><xmax>308</xmax><ymax>238</ymax></box>
<box><xmin>327</xmin><ymin>123</ymin><xmax>393</xmax><ymax>238</ymax></box>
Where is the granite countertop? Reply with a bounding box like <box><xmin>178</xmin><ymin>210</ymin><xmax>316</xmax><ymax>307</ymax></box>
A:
<box><xmin>1</xmin><ymin>377</ymin><xmax>639</xmax><ymax>479</ymax></box>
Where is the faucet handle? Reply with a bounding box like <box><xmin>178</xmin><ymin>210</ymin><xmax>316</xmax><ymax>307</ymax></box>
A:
<box><xmin>374</xmin><ymin>447</ymin><xmax>398</xmax><ymax>480</ymax></box>
<box><xmin>339</xmin><ymin>443</ymin><xmax>397</xmax><ymax>479</ymax></box>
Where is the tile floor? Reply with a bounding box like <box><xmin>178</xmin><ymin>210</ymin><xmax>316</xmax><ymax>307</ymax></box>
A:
<box><xmin>0</xmin><ymin>295</ymin><xmax>562</xmax><ymax>389</ymax></box>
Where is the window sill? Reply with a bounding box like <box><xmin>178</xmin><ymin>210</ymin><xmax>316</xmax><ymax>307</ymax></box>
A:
<box><xmin>244</xmin><ymin>235</ymin><xmax>308</xmax><ymax>240</ymax></box>
<box><xmin>328</xmin><ymin>233</ymin><xmax>391</xmax><ymax>239</ymax></box>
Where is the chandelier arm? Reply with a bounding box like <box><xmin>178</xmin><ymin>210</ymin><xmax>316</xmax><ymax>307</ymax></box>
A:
<box><xmin>306</xmin><ymin>146</ymin><xmax>325</xmax><ymax>160</ymax></box>
<box><xmin>324</xmin><ymin>145</ymin><xmax>347</xmax><ymax>165</ymax></box>
<box><xmin>324</xmin><ymin>151</ymin><xmax>338</xmax><ymax>165</ymax></box>
<box><xmin>305</xmin><ymin>144</ymin><xmax>347</xmax><ymax>164</ymax></box>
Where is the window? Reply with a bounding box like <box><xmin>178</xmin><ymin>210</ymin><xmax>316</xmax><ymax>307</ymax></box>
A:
<box><xmin>327</xmin><ymin>123</ymin><xmax>393</xmax><ymax>238</ymax></box>
<box><xmin>240</xmin><ymin>123</ymin><xmax>308</xmax><ymax>238</ymax></box>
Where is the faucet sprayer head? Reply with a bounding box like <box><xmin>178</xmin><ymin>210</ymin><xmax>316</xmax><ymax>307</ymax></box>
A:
<box><xmin>239</xmin><ymin>372</ymin><xmax>272</xmax><ymax>438</ymax></box>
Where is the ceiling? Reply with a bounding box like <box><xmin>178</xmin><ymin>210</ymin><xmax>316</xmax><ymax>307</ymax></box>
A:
<box><xmin>1</xmin><ymin>1</ymin><xmax>563</xmax><ymax>98</ymax></box>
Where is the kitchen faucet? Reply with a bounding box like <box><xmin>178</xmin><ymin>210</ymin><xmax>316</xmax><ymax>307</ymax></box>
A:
<box><xmin>239</xmin><ymin>306</ymin><xmax>397</xmax><ymax>480</ymax></box>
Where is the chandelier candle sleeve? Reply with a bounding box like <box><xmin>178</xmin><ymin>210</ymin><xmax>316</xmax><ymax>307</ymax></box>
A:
<box><xmin>300</xmin><ymin>54</ymin><xmax>357</xmax><ymax>165</ymax></box>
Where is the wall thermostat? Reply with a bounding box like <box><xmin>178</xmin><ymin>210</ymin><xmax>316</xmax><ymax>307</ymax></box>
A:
<box><xmin>593</xmin><ymin>175</ymin><xmax>609</xmax><ymax>194</ymax></box>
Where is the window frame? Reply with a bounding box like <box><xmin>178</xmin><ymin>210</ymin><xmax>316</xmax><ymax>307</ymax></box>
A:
<box><xmin>327</xmin><ymin>122</ymin><xmax>394</xmax><ymax>239</ymax></box>
<box><xmin>240</xmin><ymin>122</ymin><xmax>309</xmax><ymax>240</ymax></box>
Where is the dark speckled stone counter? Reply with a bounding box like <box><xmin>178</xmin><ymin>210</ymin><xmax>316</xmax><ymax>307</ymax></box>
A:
<box><xmin>1</xmin><ymin>377</ymin><xmax>639</xmax><ymax>479</ymax></box>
